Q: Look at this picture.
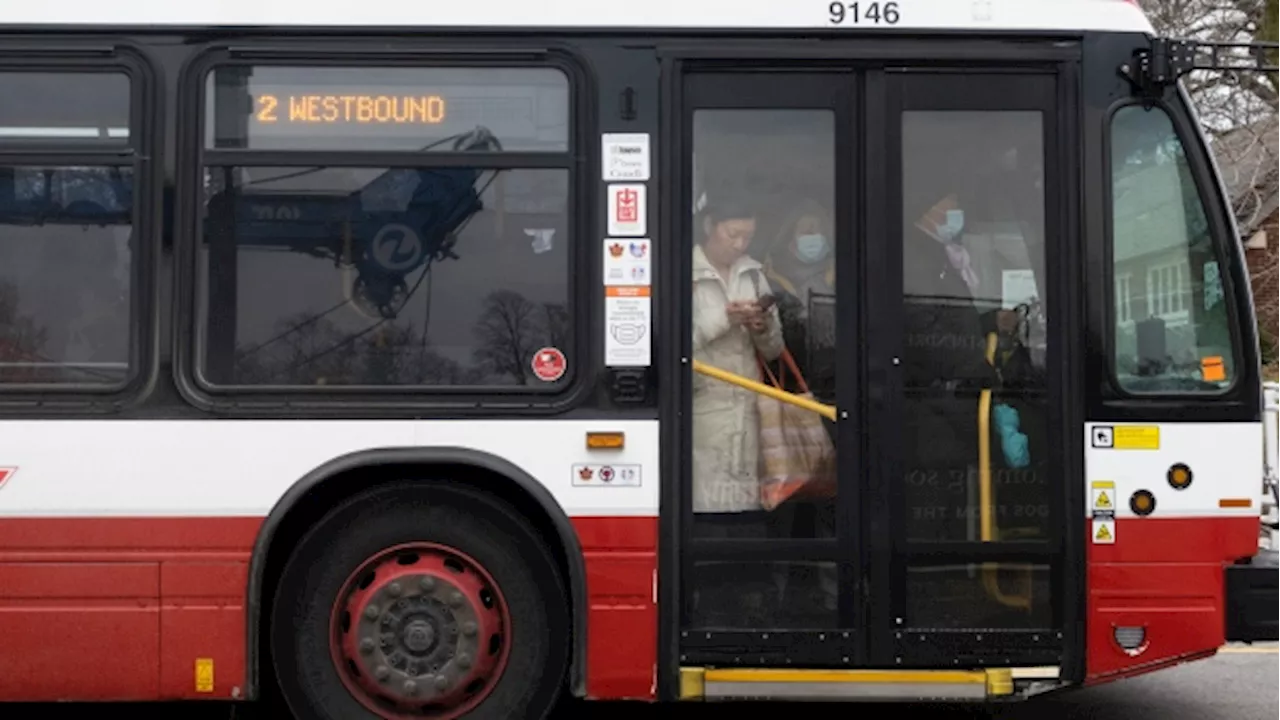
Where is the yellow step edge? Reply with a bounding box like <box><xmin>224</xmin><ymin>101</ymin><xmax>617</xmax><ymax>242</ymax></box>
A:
<box><xmin>680</xmin><ymin>667</ymin><xmax>1016</xmax><ymax>700</ymax></box>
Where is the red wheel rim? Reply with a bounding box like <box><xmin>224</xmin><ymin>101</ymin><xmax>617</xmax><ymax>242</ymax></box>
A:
<box><xmin>329</xmin><ymin>542</ymin><xmax>512</xmax><ymax>719</ymax></box>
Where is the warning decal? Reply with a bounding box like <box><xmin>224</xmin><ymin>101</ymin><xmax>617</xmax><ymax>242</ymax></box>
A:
<box><xmin>1092</xmin><ymin>424</ymin><xmax>1159</xmax><ymax>450</ymax></box>
<box><xmin>195</xmin><ymin>658</ymin><xmax>214</xmax><ymax>693</ymax></box>
<box><xmin>1091</xmin><ymin>480</ymin><xmax>1115</xmax><ymax>513</ymax></box>
<box><xmin>1093</xmin><ymin>519</ymin><xmax>1115</xmax><ymax>544</ymax></box>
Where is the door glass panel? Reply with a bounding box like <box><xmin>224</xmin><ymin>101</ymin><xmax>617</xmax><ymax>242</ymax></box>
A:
<box><xmin>688</xmin><ymin>108</ymin><xmax>838</xmax><ymax>628</ymax></box>
<box><xmin>899</xmin><ymin>110</ymin><xmax>1052</xmax><ymax>544</ymax></box>
<box><xmin>905</xmin><ymin>563</ymin><xmax>1053</xmax><ymax>628</ymax></box>
<box><xmin>689</xmin><ymin>561</ymin><xmax>839</xmax><ymax>629</ymax></box>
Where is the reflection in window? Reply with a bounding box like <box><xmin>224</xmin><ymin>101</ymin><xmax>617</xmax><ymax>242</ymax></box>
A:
<box><xmin>900</xmin><ymin>111</ymin><xmax>1051</xmax><ymax>545</ymax></box>
<box><xmin>1110</xmin><ymin>105</ymin><xmax>1237</xmax><ymax>392</ymax></box>
<box><xmin>0</xmin><ymin>165</ymin><xmax>134</xmax><ymax>384</ymax></box>
<box><xmin>197</xmin><ymin>166</ymin><xmax>570</xmax><ymax>388</ymax></box>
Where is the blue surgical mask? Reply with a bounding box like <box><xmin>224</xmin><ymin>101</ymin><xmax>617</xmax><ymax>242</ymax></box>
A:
<box><xmin>795</xmin><ymin>233</ymin><xmax>829</xmax><ymax>262</ymax></box>
<box><xmin>936</xmin><ymin>209</ymin><xmax>965</xmax><ymax>242</ymax></box>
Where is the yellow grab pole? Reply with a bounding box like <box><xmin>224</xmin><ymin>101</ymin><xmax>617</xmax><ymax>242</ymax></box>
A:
<box><xmin>691</xmin><ymin>359</ymin><xmax>838</xmax><ymax>422</ymax></box>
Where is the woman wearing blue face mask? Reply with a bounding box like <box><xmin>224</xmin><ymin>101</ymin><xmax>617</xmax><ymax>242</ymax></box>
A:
<box><xmin>763</xmin><ymin>199</ymin><xmax>836</xmax><ymax>403</ymax></box>
<box><xmin>761</xmin><ymin>198</ymin><xmax>838</xmax><ymax>620</ymax></box>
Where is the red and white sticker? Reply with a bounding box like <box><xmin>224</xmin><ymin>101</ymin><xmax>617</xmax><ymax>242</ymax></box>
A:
<box><xmin>0</xmin><ymin>467</ymin><xmax>16</xmax><ymax>490</ymax></box>
<box><xmin>531</xmin><ymin>347</ymin><xmax>567</xmax><ymax>382</ymax></box>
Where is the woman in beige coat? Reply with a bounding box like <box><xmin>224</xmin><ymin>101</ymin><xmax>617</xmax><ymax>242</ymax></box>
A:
<box><xmin>691</xmin><ymin>198</ymin><xmax>784</xmax><ymax>518</ymax></box>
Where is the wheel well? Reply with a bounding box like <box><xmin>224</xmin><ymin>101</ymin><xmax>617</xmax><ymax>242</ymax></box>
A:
<box><xmin>249</xmin><ymin>459</ymin><xmax>585</xmax><ymax>703</ymax></box>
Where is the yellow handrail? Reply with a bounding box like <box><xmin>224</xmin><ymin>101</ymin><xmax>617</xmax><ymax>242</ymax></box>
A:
<box><xmin>980</xmin><ymin>331</ymin><xmax>1033</xmax><ymax>611</ymax></box>
<box><xmin>691</xmin><ymin>359</ymin><xmax>838</xmax><ymax>422</ymax></box>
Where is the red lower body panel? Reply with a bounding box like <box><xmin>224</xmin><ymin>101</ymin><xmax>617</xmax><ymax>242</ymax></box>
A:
<box><xmin>1085</xmin><ymin>515</ymin><xmax>1256</xmax><ymax>683</ymax></box>
<box><xmin>0</xmin><ymin>515</ymin><xmax>657</xmax><ymax>702</ymax></box>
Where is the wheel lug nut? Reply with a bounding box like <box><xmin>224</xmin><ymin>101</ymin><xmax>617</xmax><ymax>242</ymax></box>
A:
<box><xmin>448</xmin><ymin>591</ymin><xmax>464</xmax><ymax>607</ymax></box>
<box><xmin>360</xmin><ymin>638</ymin><xmax>376</xmax><ymax>654</ymax></box>
<box><xmin>388</xmin><ymin>582</ymin><xmax>402</xmax><ymax>597</ymax></box>
<box><xmin>375</xmin><ymin>666</ymin><xmax>390</xmax><ymax>682</ymax></box>
<box><xmin>462</xmin><ymin>621</ymin><xmax>477</xmax><ymax>637</ymax></box>
<box><xmin>420</xmin><ymin>577</ymin><xmax>436</xmax><ymax>592</ymax></box>
<box><xmin>403</xmin><ymin>680</ymin><xmax>418</xmax><ymax>696</ymax></box>
<box><xmin>434</xmin><ymin>675</ymin><xmax>449</xmax><ymax>690</ymax></box>
<box><xmin>364</xmin><ymin>605</ymin><xmax>379</xmax><ymax>620</ymax></box>
<box><xmin>456</xmin><ymin>653</ymin><xmax>472</xmax><ymax>669</ymax></box>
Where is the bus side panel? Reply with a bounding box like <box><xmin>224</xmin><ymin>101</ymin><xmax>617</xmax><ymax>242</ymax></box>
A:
<box><xmin>0</xmin><ymin>514</ymin><xmax>658</xmax><ymax>702</ymax></box>
<box><xmin>0</xmin><ymin>517</ymin><xmax>259</xmax><ymax>701</ymax></box>
<box><xmin>1083</xmin><ymin>422</ymin><xmax>1263</xmax><ymax>682</ymax></box>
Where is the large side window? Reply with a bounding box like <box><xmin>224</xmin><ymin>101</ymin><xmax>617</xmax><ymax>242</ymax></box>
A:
<box><xmin>0</xmin><ymin>70</ymin><xmax>139</xmax><ymax>388</ymax></box>
<box><xmin>1109</xmin><ymin>104</ymin><xmax>1238</xmax><ymax>393</ymax></box>
<box><xmin>195</xmin><ymin>63</ymin><xmax>574</xmax><ymax>391</ymax></box>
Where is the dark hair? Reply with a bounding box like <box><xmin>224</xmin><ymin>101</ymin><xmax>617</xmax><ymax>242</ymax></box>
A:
<box><xmin>702</xmin><ymin>195</ymin><xmax>756</xmax><ymax>225</ymax></box>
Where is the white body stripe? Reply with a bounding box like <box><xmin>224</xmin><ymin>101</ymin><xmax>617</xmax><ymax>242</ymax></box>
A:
<box><xmin>0</xmin><ymin>419</ymin><xmax>659</xmax><ymax>517</ymax></box>
<box><xmin>0</xmin><ymin>0</ymin><xmax>1154</xmax><ymax>34</ymax></box>
<box><xmin>1083</xmin><ymin>422</ymin><xmax>1263</xmax><ymax>519</ymax></box>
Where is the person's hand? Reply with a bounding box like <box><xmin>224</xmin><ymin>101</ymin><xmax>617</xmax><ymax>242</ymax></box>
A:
<box><xmin>744</xmin><ymin>312</ymin><xmax>769</xmax><ymax>334</ymax></box>
<box><xmin>725</xmin><ymin>300</ymin><xmax>754</xmax><ymax>325</ymax></box>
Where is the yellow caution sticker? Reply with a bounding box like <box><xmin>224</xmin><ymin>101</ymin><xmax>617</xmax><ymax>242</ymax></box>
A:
<box><xmin>1091</xmin><ymin>480</ymin><xmax>1115</xmax><ymax>512</ymax></box>
<box><xmin>1092</xmin><ymin>519</ymin><xmax>1115</xmax><ymax>544</ymax></box>
<box><xmin>195</xmin><ymin>658</ymin><xmax>214</xmax><ymax>693</ymax></box>
<box><xmin>1113</xmin><ymin>425</ymin><xmax>1159</xmax><ymax>450</ymax></box>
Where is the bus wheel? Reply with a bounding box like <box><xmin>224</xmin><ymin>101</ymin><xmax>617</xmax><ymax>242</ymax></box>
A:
<box><xmin>269</xmin><ymin>483</ymin><xmax>569</xmax><ymax>720</ymax></box>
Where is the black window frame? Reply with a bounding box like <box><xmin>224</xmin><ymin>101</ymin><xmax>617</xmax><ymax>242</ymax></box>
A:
<box><xmin>0</xmin><ymin>43</ymin><xmax>160</xmax><ymax>407</ymax></box>
<box><xmin>1102</xmin><ymin>93</ymin><xmax>1252</xmax><ymax>400</ymax></box>
<box><xmin>174</xmin><ymin>43</ymin><xmax>593</xmax><ymax>412</ymax></box>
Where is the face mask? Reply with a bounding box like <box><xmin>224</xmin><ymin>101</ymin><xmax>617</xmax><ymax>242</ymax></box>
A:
<box><xmin>795</xmin><ymin>233</ymin><xmax>829</xmax><ymax>262</ymax></box>
<box><xmin>936</xmin><ymin>209</ymin><xmax>965</xmax><ymax>242</ymax></box>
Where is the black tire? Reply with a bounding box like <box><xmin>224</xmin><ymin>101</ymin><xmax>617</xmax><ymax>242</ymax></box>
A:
<box><xmin>270</xmin><ymin>480</ymin><xmax>570</xmax><ymax>720</ymax></box>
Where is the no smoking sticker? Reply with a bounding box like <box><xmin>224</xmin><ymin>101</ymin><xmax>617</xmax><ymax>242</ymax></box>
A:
<box><xmin>531</xmin><ymin>347</ymin><xmax>567</xmax><ymax>382</ymax></box>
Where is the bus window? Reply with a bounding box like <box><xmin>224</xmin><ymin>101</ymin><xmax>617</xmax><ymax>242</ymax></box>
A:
<box><xmin>0</xmin><ymin>70</ymin><xmax>135</xmax><ymax>386</ymax></box>
<box><xmin>0</xmin><ymin>72</ymin><xmax>130</xmax><ymax>143</ymax></box>
<box><xmin>1109</xmin><ymin>105</ymin><xmax>1237</xmax><ymax>392</ymax></box>
<box><xmin>197</xmin><ymin>63</ymin><xmax>574</xmax><ymax>390</ymax></box>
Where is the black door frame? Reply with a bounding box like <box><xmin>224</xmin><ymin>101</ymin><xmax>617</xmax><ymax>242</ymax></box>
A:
<box><xmin>655</xmin><ymin>40</ymin><xmax>1086</xmax><ymax>700</ymax></box>
<box><xmin>870</xmin><ymin>68</ymin><xmax>1070</xmax><ymax>668</ymax></box>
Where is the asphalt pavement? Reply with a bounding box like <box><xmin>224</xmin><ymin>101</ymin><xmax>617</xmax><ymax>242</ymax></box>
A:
<box><xmin>3</xmin><ymin>644</ymin><xmax>1274</xmax><ymax>720</ymax></box>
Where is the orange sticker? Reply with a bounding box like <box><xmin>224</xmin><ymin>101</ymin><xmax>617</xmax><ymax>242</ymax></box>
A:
<box><xmin>1200</xmin><ymin>356</ymin><xmax>1226</xmax><ymax>382</ymax></box>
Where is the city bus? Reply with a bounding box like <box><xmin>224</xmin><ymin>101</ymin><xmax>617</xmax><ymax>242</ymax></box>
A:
<box><xmin>0</xmin><ymin>1</ymin><xmax>1275</xmax><ymax>718</ymax></box>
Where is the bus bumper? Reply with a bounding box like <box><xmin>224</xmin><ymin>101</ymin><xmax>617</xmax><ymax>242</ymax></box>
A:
<box><xmin>1224</xmin><ymin>548</ymin><xmax>1278</xmax><ymax>643</ymax></box>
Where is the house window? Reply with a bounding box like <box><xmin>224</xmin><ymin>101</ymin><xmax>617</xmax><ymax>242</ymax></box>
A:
<box><xmin>1108</xmin><ymin>104</ymin><xmax>1238</xmax><ymax>392</ymax></box>
<box><xmin>1115</xmin><ymin>273</ymin><xmax>1133</xmax><ymax>324</ymax></box>
<box><xmin>1145</xmin><ymin>259</ymin><xmax>1190</xmax><ymax>319</ymax></box>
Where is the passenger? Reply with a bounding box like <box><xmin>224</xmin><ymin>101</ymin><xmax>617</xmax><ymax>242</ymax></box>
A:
<box><xmin>762</xmin><ymin>198</ymin><xmax>836</xmax><ymax>402</ymax></box>
<box><xmin>690</xmin><ymin>195</ymin><xmax>784</xmax><ymax>627</ymax></box>
<box><xmin>761</xmin><ymin>198</ymin><xmax>838</xmax><ymax>617</ymax></box>
<box><xmin>691</xmin><ymin>195</ymin><xmax>784</xmax><ymax>516</ymax></box>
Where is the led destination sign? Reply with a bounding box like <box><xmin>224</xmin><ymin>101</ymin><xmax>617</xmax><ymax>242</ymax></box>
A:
<box><xmin>209</xmin><ymin>66</ymin><xmax>570</xmax><ymax>152</ymax></box>
<box><xmin>254</xmin><ymin>93</ymin><xmax>446</xmax><ymax>125</ymax></box>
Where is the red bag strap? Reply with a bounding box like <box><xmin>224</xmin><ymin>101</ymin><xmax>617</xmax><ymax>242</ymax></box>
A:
<box><xmin>748</xmin><ymin>271</ymin><xmax>811</xmax><ymax>395</ymax></box>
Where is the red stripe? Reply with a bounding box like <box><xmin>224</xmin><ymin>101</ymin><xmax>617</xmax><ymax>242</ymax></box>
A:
<box><xmin>1086</xmin><ymin>516</ymin><xmax>1255</xmax><ymax>682</ymax></box>
<box><xmin>0</xmin><ymin>515</ymin><xmax>657</xmax><ymax>702</ymax></box>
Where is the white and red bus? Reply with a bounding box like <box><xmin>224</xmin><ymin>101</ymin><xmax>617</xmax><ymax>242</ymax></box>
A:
<box><xmin>0</xmin><ymin>1</ymin><xmax>1275</xmax><ymax>718</ymax></box>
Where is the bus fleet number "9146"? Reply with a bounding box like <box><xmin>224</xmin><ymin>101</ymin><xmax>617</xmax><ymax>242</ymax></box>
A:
<box><xmin>828</xmin><ymin>1</ymin><xmax>901</xmax><ymax>25</ymax></box>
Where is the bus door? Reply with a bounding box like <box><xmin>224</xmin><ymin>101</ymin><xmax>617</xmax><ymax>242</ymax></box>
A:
<box><xmin>676</xmin><ymin>64</ymin><xmax>1069</xmax><ymax>675</ymax></box>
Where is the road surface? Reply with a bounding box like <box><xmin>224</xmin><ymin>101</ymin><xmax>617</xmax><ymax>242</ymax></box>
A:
<box><xmin>4</xmin><ymin>644</ymin><xmax>1274</xmax><ymax>720</ymax></box>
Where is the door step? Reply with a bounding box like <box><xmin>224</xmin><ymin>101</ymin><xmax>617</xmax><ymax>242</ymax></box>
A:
<box><xmin>679</xmin><ymin>666</ymin><xmax>1059</xmax><ymax>702</ymax></box>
